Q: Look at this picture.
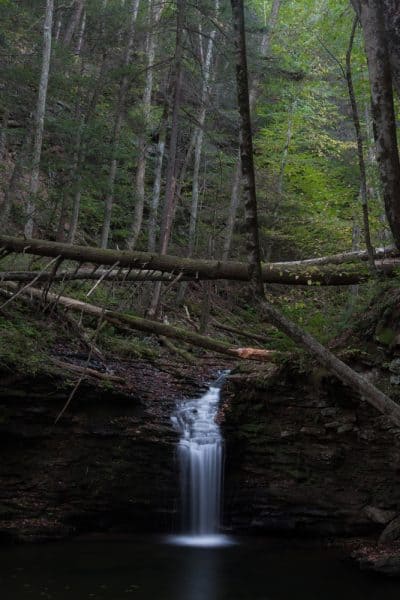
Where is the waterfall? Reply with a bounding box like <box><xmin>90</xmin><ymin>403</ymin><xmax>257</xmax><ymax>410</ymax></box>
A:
<box><xmin>170</xmin><ymin>374</ymin><xmax>232</xmax><ymax>547</ymax></box>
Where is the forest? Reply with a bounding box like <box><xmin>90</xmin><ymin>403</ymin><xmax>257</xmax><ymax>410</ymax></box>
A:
<box><xmin>1</xmin><ymin>0</ymin><xmax>400</xmax><ymax>596</ymax></box>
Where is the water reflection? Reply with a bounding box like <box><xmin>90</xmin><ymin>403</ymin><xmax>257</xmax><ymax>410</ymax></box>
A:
<box><xmin>175</xmin><ymin>547</ymin><xmax>220</xmax><ymax>600</ymax></box>
<box><xmin>0</xmin><ymin>538</ymin><xmax>399</xmax><ymax>600</ymax></box>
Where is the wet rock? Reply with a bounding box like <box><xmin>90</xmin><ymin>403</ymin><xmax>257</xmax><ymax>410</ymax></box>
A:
<box><xmin>0</xmin><ymin>359</ymin><xmax>221</xmax><ymax>542</ymax></box>
<box><xmin>223</xmin><ymin>367</ymin><xmax>400</xmax><ymax>537</ymax></box>
<box><xmin>337</xmin><ymin>424</ymin><xmax>353</xmax><ymax>434</ymax></box>
<box><xmin>364</xmin><ymin>506</ymin><xmax>398</xmax><ymax>525</ymax></box>
<box><xmin>379</xmin><ymin>515</ymin><xmax>400</xmax><ymax>544</ymax></box>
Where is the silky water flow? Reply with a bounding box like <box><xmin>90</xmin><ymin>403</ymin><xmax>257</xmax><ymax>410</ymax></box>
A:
<box><xmin>170</xmin><ymin>373</ymin><xmax>232</xmax><ymax>547</ymax></box>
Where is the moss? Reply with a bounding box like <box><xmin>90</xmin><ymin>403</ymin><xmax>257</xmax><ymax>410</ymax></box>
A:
<box><xmin>103</xmin><ymin>333</ymin><xmax>160</xmax><ymax>360</ymax></box>
<box><xmin>0</xmin><ymin>307</ymin><xmax>56</xmax><ymax>375</ymax></box>
<box><xmin>375</xmin><ymin>326</ymin><xmax>397</xmax><ymax>346</ymax></box>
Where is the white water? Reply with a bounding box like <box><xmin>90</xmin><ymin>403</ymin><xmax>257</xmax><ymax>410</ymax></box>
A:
<box><xmin>170</xmin><ymin>376</ymin><xmax>232</xmax><ymax>547</ymax></box>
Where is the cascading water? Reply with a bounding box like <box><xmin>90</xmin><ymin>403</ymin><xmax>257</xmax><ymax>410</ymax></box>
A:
<box><xmin>170</xmin><ymin>373</ymin><xmax>232</xmax><ymax>547</ymax></box>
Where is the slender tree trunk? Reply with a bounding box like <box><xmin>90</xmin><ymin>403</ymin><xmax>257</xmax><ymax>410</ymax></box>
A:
<box><xmin>0</xmin><ymin>134</ymin><xmax>32</xmax><ymax>228</ymax></box>
<box><xmin>176</xmin><ymin>8</ymin><xmax>219</xmax><ymax>304</ymax></box>
<box><xmin>63</xmin><ymin>0</ymin><xmax>85</xmax><ymax>47</ymax></box>
<box><xmin>75</xmin><ymin>9</ymin><xmax>86</xmax><ymax>55</ymax></box>
<box><xmin>25</xmin><ymin>0</ymin><xmax>54</xmax><ymax>238</ymax></box>
<box><xmin>69</xmin><ymin>53</ymin><xmax>108</xmax><ymax>244</ymax></box>
<box><xmin>149</xmin><ymin>0</ymin><xmax>185</xmax><ymax>316</ymax></box>
<box><xmin>147</xmin><ymin>107</ymin><xmax>167</xmax><ymax>252</ymax></box>
<box><xmin>364</xmin><ymin>104</ymin><xmax>392</xmax><ymax>245</ymax></box>
<box><xmin>223</xmin><ymin>0</ymin><xmax>281</xmax><ymax>260</ymax></box>
<box><xmin>158</xmin><ymin>1</ymin><xmax>185</xmax><ymax>254</ymax></box>
<box><xmin>260</xmin><ymin>0</ymin><xmax>281</xmax><ymax>56</ymax></box>
<box><xmin>382</xmin><ymin>0</ymin><xmax>400</xmax><ymax>96</ymax></box>
<box><xmin>0</xmin><ymin>109</ymin><xmax>9</xmax><ymax>161</ymax></box>
<box><xmin>346</xmin><ymin>16</ymin><xmax>376</xmax><ymax>273</ymax></box>
<box><xmin>222</xmin><ymin>152</ymin><xmax>241</xmax><ymax>261</ymax></box>
<box><xmin>265</xmin><ymin>98</ymin><xmax>296</xmax><ymax>261</ymax></box>
<box><xmin>127</xmin><ymin>0</ymin><xmax>164</xmax><ymax>249</ymax></box>
<box><xmin>55</xmin><ymin>13</ymin><xmax>63</xmax><ymax>41</ymax></box>
<box><xmin>188</xmin><ymin>0</ymin><xmax>219</xmax><ymax>257</ymax></box>
<box><xmin>100</xmin><ymin>0</ymin><xmax>140</xmax><ymax>249</ymax></box>
<box><xmin>352</xmin><ymin>0</ymin><xmax>400</xmax><ymax>250</ymax></box>
<box><xmin>230</xmin><ymin>0</ymin><xmax>264</xmax><ymax>295</ymax></box>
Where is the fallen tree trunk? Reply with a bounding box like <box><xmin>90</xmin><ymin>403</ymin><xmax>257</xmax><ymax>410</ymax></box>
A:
<box><xmin>0</xmin><ymin>269</ymin><xmax>187</xmax><ymax>283</ymax></box>
<box><xmin>51</xmin><ymin>358</ymin><xmax>124</xmax><ymax>383</ymax></box>
<box><xmin>260</xmin><ymin>299</ymin><xmax>400</xmax><ymax>427</ymax></box>
<box><xmin>272</xmin><ymin>246</ymin><xmax>398</xmax><ymax>267</ymax></box>
<box><xmin>3</xmin><ymin>283</ymin><xmax>278</xmax><ymax>362</ymax></box>
<box><xmin>0</xmin><ymin>236</ymin><xmax>398</xmax><ymax>286</ymax></box>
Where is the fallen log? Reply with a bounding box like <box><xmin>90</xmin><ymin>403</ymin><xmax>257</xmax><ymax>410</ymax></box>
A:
<box><xmin>260</xmin><ymin>299</ymin><xmax>400</xmax><ymax>427</ymax></box>
<box><xmin>3</xmin><ymin>283</ymin><xmax>279</xmax><ymax>362</ymax></box>
<box><xmin>272</xmin><ymin>246</ymin><xmax>398</xmax><ymax>267</ymax></box>
<box><xmin>0</xmin><ymin>269</ymin><xmax>193</xmax><ymax>283</ymax></box>
<box><xmin>51</xmin><ymin>358</ymin><xmax>124</xmax><ymax>383</ymax></box>
<box><xmin>0</xmin><ymin>235</ymin><xmax>398</xmax><ymax>286</ymax></box>
<box><xmin>0</xmin><ymin>258</ymin><xmax>399</xmax><ymax>286</ymax></box>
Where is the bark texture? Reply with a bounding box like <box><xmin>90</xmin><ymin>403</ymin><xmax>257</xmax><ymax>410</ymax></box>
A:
<box><xmin>25</xmin><ymin>0</ymin><xmax>54</xmax><ymax>238</ymax></box>
<box><xmin>100</xmin><ymin>0</ymin><xmax>140</xmax><ymax>249</ymax></box>
<box><xmin>352</xmin><ymin>0</ymin><xmax>400</xmax><ymax>249</ymax></box>
<box><xmin>0</xmin><ymin>235</ymin><xmax>398</xmax><ymax>285</ymax></box>
<box><xmin>230</xmin><ymin>0</ymin><xmax>264</xmax><ymax>295</ymax></box>
<box><xmin>345</xmin><ymin>16</ymin><xmax>376</xmax><ymax>273</ymax></box>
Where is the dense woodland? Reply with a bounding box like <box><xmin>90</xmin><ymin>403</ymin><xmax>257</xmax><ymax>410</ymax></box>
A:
<box><xmin>1</xmin><ymin>0</ymin><xmax>400</xmax><ymax>419</ymax></box>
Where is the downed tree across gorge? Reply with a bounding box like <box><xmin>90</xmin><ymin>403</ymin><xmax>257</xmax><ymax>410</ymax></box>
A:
<box><xmin>0</xmin><ymin>236</ymin><xmax>398</xmax><ymax>286</ymax></box>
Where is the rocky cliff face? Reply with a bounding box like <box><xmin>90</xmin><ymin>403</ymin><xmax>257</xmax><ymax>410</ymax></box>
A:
<box><xmin>0</xmin><ymin>360</ymin><xmax>216</xmax><ymax>543</ymax></box>
<box><xmin>222</xmin><ymin>364</ymin><xmax>400</xmax><ymax>537</ymax></box>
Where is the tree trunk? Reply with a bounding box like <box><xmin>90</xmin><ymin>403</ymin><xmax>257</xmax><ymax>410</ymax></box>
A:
<box><xmin>100</xmin><ymin>0</ymin><xmax>140</xmax><ymax>249</ymax></box>
<box><xmin>149</xmin><ymin>0</ymin><xmax>186</xmax><ymax>315</ymax></box>
<box><xmin>231</xmin><ymin>0</ymin><xmax>400</xmax><ymax>427</ymax></box>
<box><xmin>2</xmin><ymin>235</ymin><xmax>397</xmax><ymax>285</ymax></box>
<box><xmin>63</xmin><ymin>0</ymin><xmax>85</xmax><ymax>47</ymax></box>
<box><xmin>74</xmin><ymin>8</ymin><xmax>86</xmax><ymax>56</ymax></box>
<box><xmin>352</xmin><ymin>0</ymin><xmax>400</xmax><ymax>250</ymax></box>
<box><xmin>230</xmin><ymin>0</ymin><xmax>264</xmax><ymax>295</ymax></box>
<box><xmin>223</xmin><ymin>0</ymin><xmax>281</xmax><ymax>260</ymax></box>
<box><xmin>3</xmin><ymin>283</ymin><xmax>278</xmax><ymax>363</ymax></box>
<box><xmin>0</xmin><ymin>109</ymin><xmax>9</xmax><ymax>161</ymax></box>
<box><xmin>158</xmin><ymin>0</ymin><xmax>185</xmax><ymax>255</ymax></box>
<box><xmin>382</xmin><ymin>0</ymin><xmax>400</xmax><ymax>96</ymax></box>
<box><xmin>259</xmin><ymin>300</ymin><xmax>400</xmax><ymax>426</ymax></box>
<box><xmin>187</xmin><ymin>0</ymin><xmax>219</xmax><ymax>259</ymax></box>
<box><xmin>147</xmin><ymin>107</ymin><xmax>167</xmax><ymax>252</ymax></box>
<box><xmin>127</xmin><ymin>0</ymin><xmax>165</xmax><ymax>250</ymax></box>
<box><xmin>0</xmin><ymin>134</ymin><xmax>32</xmax><ymax>228</ymax></box>
<box><xmin>222</xmin><ymin>152</ymin><xmax>241</xmax><ymax>261</ymax></box>
<box><xmin>25</xmin><ymin>0</ymin><xmax>54</xmax><ymax>238</ymax></box>
<box><xmin>265</xmin><ymin>98</ymin><xmax>296</xmax><ymax>261</ymax></box>
<box><xmin>346</xmin><ymin>16</ymin><xmax>376</xmax><ymax>273</ymax></box>
<box><xmin>69</xmin><ymin>53</ymin><xmax>108</xmax><ymax>244</ymax></box>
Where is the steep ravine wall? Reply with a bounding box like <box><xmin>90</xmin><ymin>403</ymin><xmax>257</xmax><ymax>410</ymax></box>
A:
<box><xmin>222</xmin><ymin>365</ymin><xmax>400</xmax><ymax>537</ymax></box>
<box><xmin>2</xmin><ymin>356</ymin><xmax>400</xmax><ymax>544</ymax></box>
<box><xmin>0</xmin><ymin>362</ymin><xmax>198</xmax><ymax>543</ymax></box>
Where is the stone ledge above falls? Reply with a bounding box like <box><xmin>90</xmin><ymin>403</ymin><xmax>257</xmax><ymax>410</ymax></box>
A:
<box><xmin>221</xmin><ymin>364</ymin><xmax>400</xmax><ymax>539</ymax></box>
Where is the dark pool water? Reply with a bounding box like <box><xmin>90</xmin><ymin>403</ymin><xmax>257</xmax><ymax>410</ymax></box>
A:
<box><xmin>0</xmin><ymin>537</ymin><xmax>398</xmax><ymax>600</ymax></box>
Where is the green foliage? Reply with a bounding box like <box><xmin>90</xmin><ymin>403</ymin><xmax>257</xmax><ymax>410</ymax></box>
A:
<box><xmin>0</xmin><ymin>308</ymin><xmax>55</xmax><ymax>375</ymax></box>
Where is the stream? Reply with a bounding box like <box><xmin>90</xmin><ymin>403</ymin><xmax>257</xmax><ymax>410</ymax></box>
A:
<box><xmin>0</xmin><ymin>537</ymin><xmax>398</xmax><ymax>599</ymax></box>
<box><xmin>1</xmin><ymin>379</ymin><xmax>399</xmax><ymax>598</ymax></box>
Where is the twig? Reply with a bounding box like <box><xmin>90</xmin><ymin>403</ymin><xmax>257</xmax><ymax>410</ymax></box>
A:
<box><xmin>51</xmin><ymin>358</ymin><xmax>123</xmax><ymax>383</ymax></box>
<box><xmin>86</xmin><ymin>261</ymin><xmax>119</xmax><ymax>297</ymax></box>
<box><xmin>0</xmin><ymin>255</ymin><xmax>61</xmax><ymax>310</ymax></box>
<box><xmin>54</xmin><ymin>309</ymin><xmax>106</xmax><ymax>425</ymax></box>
